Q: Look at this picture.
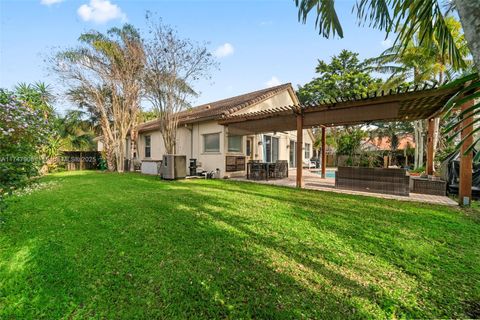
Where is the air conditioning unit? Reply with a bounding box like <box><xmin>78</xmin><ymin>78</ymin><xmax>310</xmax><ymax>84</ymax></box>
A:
<box><xmin>162</xmin><ymin>155</ymin><xmax>187</xmax><ymax>180</ymax></box>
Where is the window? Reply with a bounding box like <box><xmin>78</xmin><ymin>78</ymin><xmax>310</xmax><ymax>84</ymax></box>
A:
<box><xmin>272</xmin><ymin>137</ymin><xmax>279</xmax><ymax>162</ymax></box>
<box><xmin>144</xmin><ymin>135</ymin><xmax>151</xmax><ymax>158</ymax></box>
<box><xmin>289</xmin><ymin>141</ymin><xmax>296</xmax><ymax>167</ymax></box>
<box><xmin>246</xmin><ymin>139</ymin><xmax>252</xmax><ymax>157</ymax></box>
<box><xmin>228</xmin><ymin>135</ymin><xmax>242</xmax><ymax>152</ymax></box>
<box><xmin>203</xmin><ymin>133</ymin><xmax>220</xmax><ymax>153</ymax></box>
<box><xmin>263</xmin><ymin>135</ymin><xmax>279</xmax><ymax>163</ymax></box>
<box><xmin>305</xmin><ymin>143</ymin><xmax>311</xmax><ymax>159</ymax></box>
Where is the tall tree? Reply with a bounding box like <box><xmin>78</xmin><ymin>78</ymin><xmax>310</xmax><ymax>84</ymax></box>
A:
<box><xmin>454</xmin><ymin>0</ymin><xmax>480</xmax><ymax>74</ymax></box>
<box><xmin>297</xmin><ymin>49</ymin><xmax>381</xmax><ymax>103</ymax></box>
<box><xmin>143</xmin><ymin>15</ymin><xmax>217</xmax><ymax>155</ymax></box>
<box><xmin>53</xmin><ymin>24</ymin><xmax>145</xmax><ymax>172</ymax></box>
<box><xmin>295</xmin><ymin>0</ymin><xmax>474</xmax><ymax>72</ymax></box>
<box><xmin>298</xmin><ymin>50</ymin><xmax>380</xmax><ymax>163</ymax></box>
<box><xmin>365</xmin><ymin>17</ymin><xmax>470</xmax><ymax>169</ymax></box>
<box><xmin>295</xmin><ymin>0</ymin><xmax>480</xmax><ymax>156</ymax></box>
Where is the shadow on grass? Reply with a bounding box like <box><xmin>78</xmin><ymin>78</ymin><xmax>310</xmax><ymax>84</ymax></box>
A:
<box><xmin>1</xmin><ymin>172</ymin><xmax>479</xmax><ymax>318</ymax></box>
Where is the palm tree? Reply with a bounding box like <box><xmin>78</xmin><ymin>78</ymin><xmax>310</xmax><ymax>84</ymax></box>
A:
<box><xmin>55</xmin><ymin>24</ymin><xmax>145</xmax><ymax>172</ymax></box>
<box><xmin>295</xmin><ymin>1</ymin><xmax>480</xmax><ymax>156</ymax></box>
<box><xmin>363</xmin><ymin>17</ymin><xmax>470</xmax><ymax>169</ymax></box>
<box><xmin>368</xmin><ymin>122</ymin><xmax>413</xmax><ymax>167</ymax></box>
<box><xmin>295</xmin><ymin>0</ymin><xmax>478</xmax><ymax>73</ymax></box>
<box><xmin>57</xmin><ymin>110</ymin><xmax>95</xmax><ymax>151</ymax></box>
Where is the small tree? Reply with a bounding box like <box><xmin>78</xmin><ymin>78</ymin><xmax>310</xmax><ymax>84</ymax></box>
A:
<box><xmin>369</xmin><ymin>122</ymin><xmax>413</xmax><ymax>166</ymax></box>
<box><xmin>336</xmin><ymin>128</ymin><xmax>366</xmax><ymax>166</ymax></box>
<box><xmin>143</xmin><ymin>15</ymin><xmax>217</xmax><ymax>154</ymax></box>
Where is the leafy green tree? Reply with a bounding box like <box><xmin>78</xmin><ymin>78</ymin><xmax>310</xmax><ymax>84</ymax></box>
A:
<box><xmin>368</xmin><ymin>122</ymin><xmax>413</xmax><ymax>166</ymax></box>
<box><xmin>297</xmin><ymin>50</ymin><xmax>381</xmax><ymax>103</ymax></box>
<box><xmin>295</xmin><ymin>0</ymin><xmax>480</xmax><ymax>157</ymax></box>
<box><xmin>336</xmin><ymin>127</ymin><xmax>366</xmax><ymax>166</ymax></box>
<box><xmin>55</xmin><ymin>110</ymin><xmax>96</xmax><ymax>151</ymax></box>
<box><xmin>0</xmin><ymin>85</ymin><xmax>56</xmax><ymax>198</ymax></box>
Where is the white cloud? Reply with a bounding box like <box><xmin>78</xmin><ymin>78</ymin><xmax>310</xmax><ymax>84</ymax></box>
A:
<box><xmin>40</xmin><ymin>0</ymin><xmax>64</xmax><ymax>5</ymax></box>
<box><xmin>77</xmin><ymin>0</ymin><xmax>127</xmax><ymax>24</ymax></box>
<box><xmin>265</xmin><ymin>76</ymin><xmax>281</xmax><ymax>88</ymax></box>
<box><xmin>381</xmin><ymin>39</ymin><xmax>393</xmax><ymax>48</ymax></box>
<box><xmin>213</xmin><ymin>43</ymin><xmax>234</xmax><ymax>58</ymax></box>
<box><xmin>259</xmin><ymin>20</ymin><xmax>273</xmax><ymax>26</ymax></box>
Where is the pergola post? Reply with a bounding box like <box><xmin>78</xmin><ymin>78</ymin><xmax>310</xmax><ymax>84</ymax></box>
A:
<box><xmin>321</xmin><ymin>126</ymin><xmax>326</xmax><ymax>179</ymax></box>
<box><xmin>296</xmin><ymin>114</ymin><xmax>303</xmax><ymax>188</ymax></box>
<box><xmin>459</xmin><ymin>99</ymin><xmax>474</xmax><ymax>206</ymax></box>
<box><xmin>426</xmin><ymin>118</ymin><xmax>435</xmax><ymax>176</ymax></box>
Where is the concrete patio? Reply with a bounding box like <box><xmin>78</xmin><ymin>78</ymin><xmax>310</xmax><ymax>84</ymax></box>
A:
<box><xmin>233</xmin><ymin>169</ymin><xmax>458</xmax><ymax>206</ymax></box>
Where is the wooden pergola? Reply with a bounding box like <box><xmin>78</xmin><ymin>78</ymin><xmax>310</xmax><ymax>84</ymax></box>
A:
<box><xmin>219</xmin><ymin>83</ymin><xmax>474</xmax><ymax>205</ymax></box>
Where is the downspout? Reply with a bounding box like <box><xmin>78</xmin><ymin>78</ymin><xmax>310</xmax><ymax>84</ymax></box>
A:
<box><xmin>185</xmin><ymin>124</ymin><xmax>193</xmax><ymax>160</ymax></box>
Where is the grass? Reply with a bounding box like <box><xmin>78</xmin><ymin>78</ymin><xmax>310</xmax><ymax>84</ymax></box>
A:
<box><xmin>1</xmin><ymin>171</ymin><xmax>479</xmax><ymax>319</ymax></box>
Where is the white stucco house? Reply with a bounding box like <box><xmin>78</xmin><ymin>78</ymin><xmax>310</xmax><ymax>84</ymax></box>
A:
<box><xmin>107</xmin><ymin>83</ymin><xmax>314</xmax><ymax>177</ymax></box>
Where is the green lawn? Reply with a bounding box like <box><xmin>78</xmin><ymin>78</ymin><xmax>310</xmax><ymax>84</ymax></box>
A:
<box><xmin>1</xmin><ymin>171</ymin><xmax>479</xmax><ymax>319</ymax></box>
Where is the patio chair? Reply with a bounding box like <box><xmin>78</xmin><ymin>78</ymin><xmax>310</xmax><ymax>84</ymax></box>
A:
<box><xmin>249</xmin><ymin>162</ymin><xmax>266</xmax><ymax>180</ymax></box>
<box><xmin>274</xmin><ymin>160</ymin><xmax>288</xmax><ymax>179</ymax></box>
<box><xmin>303</xmin><ymin>159</ymin><xmax>316</xmax><ymax>169</ymax></box>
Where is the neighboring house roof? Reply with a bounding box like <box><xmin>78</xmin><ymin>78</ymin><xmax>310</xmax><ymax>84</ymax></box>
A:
<box><xmin>362</xmin><ymin>134</ymin><xmax>416</xmax><ymax>151</ymax></box>
<box><xmin>138</xmin><ymin>83</ymin><xmax>295</xmax><ymax>133</ymax></box>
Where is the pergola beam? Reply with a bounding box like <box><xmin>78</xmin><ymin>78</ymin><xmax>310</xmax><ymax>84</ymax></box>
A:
<box><xmin>296</xmin><ymin>114</ymin><xmax>303</xmax><ymax>188</ymax></box>
<box><xmin>321</xmin><ymin>126</ymin><xmax>326</xmax><ymax>179</ymax></box>
<box><xmin>426</xmin><ymin>118</ymin><xmax>435</xmax><ymax>176</ymax></box>
<box><xmin>459</xmin><ymin>99</ymin><xmax>474</xmax><ymax>206</ymax></box>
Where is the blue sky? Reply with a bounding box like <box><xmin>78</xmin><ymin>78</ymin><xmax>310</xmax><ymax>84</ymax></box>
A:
<box><xmin>0</xmin><ymin>0</ymin><xmax>392</xmax><ymax>112</ymax></box>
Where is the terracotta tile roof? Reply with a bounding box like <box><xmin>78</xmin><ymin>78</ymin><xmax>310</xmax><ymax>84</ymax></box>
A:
<box><xmin>138</xmin><ymin>83</ymin><xmax>293</xmax><ymax>133</ymax></box>
<box><xmin>363</xmin><ymin>135</ymin><xmax>416</xmax><ymax>151</ymax></box>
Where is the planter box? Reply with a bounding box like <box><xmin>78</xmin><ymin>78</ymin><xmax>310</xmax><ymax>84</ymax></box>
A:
<box><xmin>410</xmin><ymin>177</ymin><xmax>446</xmax><ymax>196</ymax></box>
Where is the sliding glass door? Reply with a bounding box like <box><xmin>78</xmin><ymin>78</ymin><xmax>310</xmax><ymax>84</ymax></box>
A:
<box><xmin>289</xmin><ymin>140</ymin><xmax>296</xmax><ymax>167</ymax></box>
<box><xmin>263</xmin><ymin>135</ymin><xmax>279</xmax><ymax>163</ymax></box>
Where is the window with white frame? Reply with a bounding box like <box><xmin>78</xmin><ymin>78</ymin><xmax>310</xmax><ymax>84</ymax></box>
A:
<box><xmin>203</xmin><ymin>133</ymin><xmax>220</xmax><ymax>153</ymax></box>
<box><xmin>144</xmin><ymin>135</ymin><xmax>151</xmax><ymax>158</ymax></box>
<box><xmin>263</xmin><ymin>135</ymin><xmax>279</xmax><ymax>162</ymax></box>
<box><xmin>228</xmin><ymin>135</ymin><xmax>242</xmax><ymax>152</ymax></box>
<box><xmin>305</xmin><ymin>143</ymin><xmax>311</xmax><ymax>159</ymax></box>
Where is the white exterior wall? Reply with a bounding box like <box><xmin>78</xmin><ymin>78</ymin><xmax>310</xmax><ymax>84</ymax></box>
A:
<box><xmin>190</xmin><ymin>120</ymin><xmax>227</xmax><ymax>175</ymax></box>
<box><xmin>235</xmin><ymin>90</ymin><xmax>295</xmax><ymax>115</ymax></box>
<box><xmin>133</xmin><ymin>88</ymin><xmax>314</xmax><ymax>178</ymax></box>
<box><xmin>138</xmin><ymin>130</ymin><xmax>165</xmax><ymax>160</ymax></box>
<box><xmin>253</xmin><ymin>131</ymin><xmax>313</xmax><ymax>166</ymax></box>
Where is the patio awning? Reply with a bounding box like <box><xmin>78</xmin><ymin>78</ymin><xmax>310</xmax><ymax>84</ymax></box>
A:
<box><xmin>219</xmin><ymin>83</ymin><xmax>461</xmax><ymax>134</ymax></box>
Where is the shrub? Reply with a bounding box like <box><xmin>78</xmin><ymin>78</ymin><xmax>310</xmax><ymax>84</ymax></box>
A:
<box><xmin>0</xmin><ymin>90</ymin><xmax>54</xmax><ymax>197</ymax></box>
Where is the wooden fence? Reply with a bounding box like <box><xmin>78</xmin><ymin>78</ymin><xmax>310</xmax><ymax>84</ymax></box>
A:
<box><xmin>60</xmin><ymin>151</ymin><xmax>101</xmax><ymax>171</ymax></box>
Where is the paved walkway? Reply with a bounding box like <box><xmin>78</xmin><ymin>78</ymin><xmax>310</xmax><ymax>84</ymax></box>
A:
<box><xmin>234</xmin><ymin>169</ymin><xmax>458</xmax><ymax>206</ymax></box>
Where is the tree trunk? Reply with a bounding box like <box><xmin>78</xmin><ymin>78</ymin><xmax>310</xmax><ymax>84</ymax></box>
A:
<box><xmin>432</xmin><ymin>117</ymin><xmax>440</xmax><ymax>171</ymax></box>
<box><xmin>413</xmin><ymin>120</ymin><xmax>425</xmax><ymax>169</ymax></box>
<box><xmin>101</xmin><ymin>129</ymin><xmax>116</xmax><ymax>172</ymax></box>
<box><xmin>418</xmin><ymin>121</ymin><xmax>425</xmax><ymax>169</ymax></box>
<box><xmin>455</xmin><ymin>0</ymin><xmax>480</xmax><ymax>75</ymax></box>
<box><xmin>414</xmin><ymin>121</ymin><xmax>419</xmax><ymax>169</ymax></box>
<box><xmin>116</xmin><ymin>138</ymin><xmax>125</xmax><ymax>173</ymax></box>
